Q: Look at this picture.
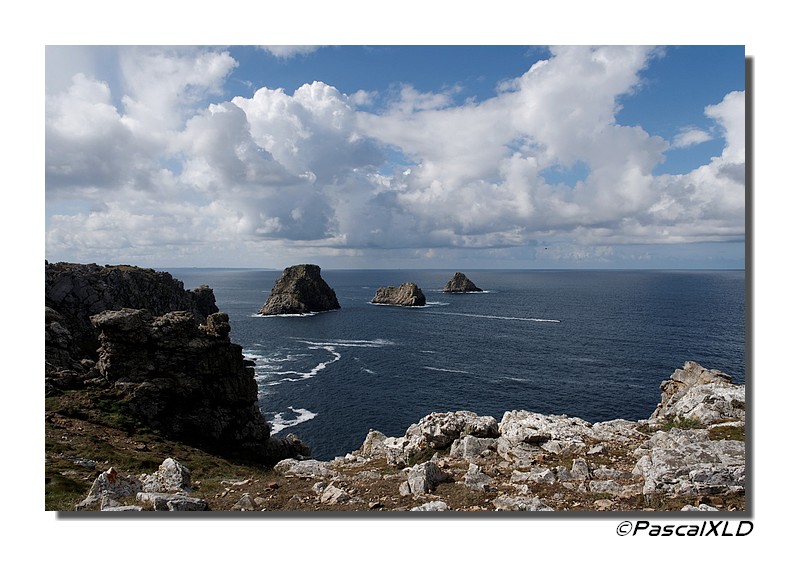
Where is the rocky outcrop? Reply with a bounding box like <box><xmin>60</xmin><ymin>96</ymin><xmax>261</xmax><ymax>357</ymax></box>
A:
<box><xmin>650</xmin><ymin>361</ymin><xmax>745</xmax><ymax>424</ymax></box>
<box><xmin>45</xmin><ymin>261</ymin><xmax>217</xmax><ymax>377</ymax></box>
<box><xmin>443</xmin><ymin>272</ymin><xmax>483</xmax><ymax>293</ymax></box>
<box><xmin>91</xmin><ymin>308</ymin><xmax>309</xmax><ymax>465</ymax></box>
<box><xmin>76</xmin><ymin>457</ymin><xmax>209</xmax><ymax>511</ymax></box>
<box><xmin>258</xmin><ymin>264</ymin><xmax>340</xmax><ymax>315</ymax></box>
<box><xmin>263</xmin><ymin>361</ymin><xmax>745</xmax><ymax>512</ymax></box>
<box><xmin>370</xmin><ymin>282</ymin><xmax>426</xmax><ymax>307</ymax></box>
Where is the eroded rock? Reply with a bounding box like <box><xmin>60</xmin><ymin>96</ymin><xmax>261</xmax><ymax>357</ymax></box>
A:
<box><xmin>258</xmin><ymin>264</ymin><xmax>340</xmax><ymax>316</ymax></box>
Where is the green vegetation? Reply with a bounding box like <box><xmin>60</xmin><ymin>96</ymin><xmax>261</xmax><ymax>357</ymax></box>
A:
<box><xmin>661</xmin><ymin>416</ymin><xmax>705</xmax><ymax>431</ymax></box>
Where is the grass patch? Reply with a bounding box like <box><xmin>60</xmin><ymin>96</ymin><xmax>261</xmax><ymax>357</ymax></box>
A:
<box><xmin>661</xmin><ymin>416</ymin><xmax>705</xmax><ymax>431</ymax></box>
<box><xmin>708</xmin><ymin>426</ymin><xmax>745</xmax><ymax>442</ymax></box>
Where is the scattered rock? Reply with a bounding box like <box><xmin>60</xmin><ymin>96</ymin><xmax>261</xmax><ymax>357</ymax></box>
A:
<box><xmin>371</xmin><ymin>282</ymin><xmax>426</xmax><ymax>306</ymax></box>
<box><xmin>76</xmin><ymin>458</ymin><xmax>209</xmax><ymax>512</ymax></box>
<box><xmin>681</xmin><ymin>504</ymin><xmax>720</xmax><ymax>511</ymax></box>
<box><xmin>258</xmin><ymin>264</ymin><xmax>341</xmax><ymax>316</ymax></box>
<box><xmin>493</xmin><ymin>494</ymin><xmax>554</xmax><ymax>512</ymax></box>
<box><xmin>443</xmin><ymin>272</ymin><xmax>483</xmax><ymax>293</ymax></box>
<box><xmin>411</xmin><ymin>501</ymin><xmax>450</xmax><ymax>511</ymax></box>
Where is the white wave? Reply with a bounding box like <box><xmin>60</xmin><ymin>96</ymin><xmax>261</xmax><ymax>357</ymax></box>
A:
<box><xmin>423</xmin><ymin>366</ymin><xmax>470</xmax><ymax>374</ymax></box>
<box><xmin>428</xmin><ymin>311</ymin><xmax>560</xmax><ymax>323</ymax></box>
<box><xmin>361</xmin><ymin>368</ymin><xmax>377</xmax><ymax>375</ymax></box>
<box><xmin>264</xmin><ymin>346</ymin><xmax>342</xmax><ymax>386</ymax></box>
<box><xmin>367</xmin><ymin>301</ymin><xmax>447</xmax><ymax>309</ymax></box>
<box><xmin>251</xmin><ymin>311</ymin><xmax>320</xmax><ymax>318</ymax></box>
<box><xmin>269</xmin><ymin>406</ymin><xmax>318</xmax><ymax>433</ymax></box>
<box><xmin>298</xmin><ymin>338</ymin><xmax>395</xmax><ymax>348</ymax></box>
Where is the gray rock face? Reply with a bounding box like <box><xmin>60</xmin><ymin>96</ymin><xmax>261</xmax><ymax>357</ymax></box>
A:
<box><xmin>370</xmin><ymin>282</ymin><xmax>426</xmax><ymax>306</ymax></box>
<box><xmin>258</xmin><ymin>264</ymin><xmax>340</xmax><ymax>315</ymax></box>
<box><xmin>45</xmin><ymin>261</ymin><xmax>217</xmax><ymax>370</ymax></box>
<box><xmin>443</xmin><ymin>272</ymin><xmax>483</xmax><ymax>293</ymax></box>
<box><xmin>632</xmin><ymin>429</ymin><xmax>745</xmax><ymax>496</ymax></box>
<box><xmin>91</xmin><ymin>308</ymin><xmax>307</xmax><ymax>465</ymax></box>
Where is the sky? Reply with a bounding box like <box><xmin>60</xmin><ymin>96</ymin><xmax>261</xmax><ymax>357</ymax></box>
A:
<box><xmin>45</xmin><ymin>45</ymin><xmax>745</xmax><ymax>270</ymax></box>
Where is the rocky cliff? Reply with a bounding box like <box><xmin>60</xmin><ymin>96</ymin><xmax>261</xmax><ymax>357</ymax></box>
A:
<box><xmin>258</xmin><ymin>264</ymin><xmax>340</xmax><ymax>315</ymax></box>
<box><xmin>370</xmin><ymin>282</ymin><xmax>427</xmax><ymax>306</ymax></box>
<box><xmin>443</xmin><ymin>272</ymin><xmax>483</xmax><ymax>293</ymax></box>
<box><xmin>45</xmin><ymin>261</ymin><xmax>217</xmax><ymax>376</ymax></box>
<box><xmin>90</xmin><ymin>308</ymin><xmax>307</xmax><ymax>464</ymax></box>
<box><xmin>45</xmin><ymin>261</ymin><xmax>308</xmax><ymax>467</ymax></box>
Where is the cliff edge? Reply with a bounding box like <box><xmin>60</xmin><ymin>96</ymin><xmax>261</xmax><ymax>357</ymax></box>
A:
<box><xmin>45</xmin><ymin>262</ymin><xmax>308</xmax><ymax>467</ymax></box>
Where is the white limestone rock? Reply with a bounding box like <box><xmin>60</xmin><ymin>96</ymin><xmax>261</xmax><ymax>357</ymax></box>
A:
<box><xmin>651</xmin><ymin>361</ymin><xmax>745</xmax><ymax>424</ymax></box>
<box><xmin>632</xmin><ymin>429</ymin><xmax>745</xmax><ymax>496</ymax></box>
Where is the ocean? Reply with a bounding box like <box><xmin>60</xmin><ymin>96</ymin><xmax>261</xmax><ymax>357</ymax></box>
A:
<box><xmin>167</xmin><ymin>268</ymin><xmax>746</xmax><ymax>461</ymax></box>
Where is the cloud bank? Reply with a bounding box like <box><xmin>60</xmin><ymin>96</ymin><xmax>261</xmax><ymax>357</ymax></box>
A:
<box><xmin>45</xmin><ymin>46</ymin><xmax>745</xmax><ymax>268</ymax></box>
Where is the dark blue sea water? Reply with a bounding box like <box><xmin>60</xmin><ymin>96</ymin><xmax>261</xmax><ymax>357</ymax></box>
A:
<box><xmin>167</xmin><ymin>269</ymin><xmax>745</xmax><ymax>461</ymax></box>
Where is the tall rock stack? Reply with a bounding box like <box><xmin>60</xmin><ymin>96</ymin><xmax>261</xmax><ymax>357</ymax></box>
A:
<box><xmin>443</xmin><ymin>272</ymin><xmax>482</xmax><ymax>293</ymax></box>
<box><xmin>258</xmin><ymin>264</ymin><xmax>341</xmax><ymax>315</ymax></box>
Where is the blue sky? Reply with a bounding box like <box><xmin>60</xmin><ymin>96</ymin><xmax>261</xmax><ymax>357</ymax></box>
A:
<box><xmin>45</xmin><ymin>45</ymin><xmax>745</xmax><ymax>269</ymax></box>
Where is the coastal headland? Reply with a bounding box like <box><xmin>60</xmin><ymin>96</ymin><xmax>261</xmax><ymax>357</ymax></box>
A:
<box><xmin>45</xmin><ymin>262</ymin><xmax>746</xmax><ymax>512</ymax></box>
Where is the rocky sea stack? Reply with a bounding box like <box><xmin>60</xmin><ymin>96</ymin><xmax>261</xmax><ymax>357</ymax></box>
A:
<box><xmin>443</xmin><ymin>272</ymin><xmax>483</xmax><ymax>293</ymax></box>
<box><xmin>258</xmin><ymin>264</ymin><xmax>341</xmax><ymax>316</ymax></box>
<box><xmin>371</xmin><ymin>282</ymin><xmax>427</xmax><ymax>307</ymax></box>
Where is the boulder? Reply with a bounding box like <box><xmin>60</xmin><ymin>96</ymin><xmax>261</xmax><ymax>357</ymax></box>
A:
<box><xmin>258</xmin><ymin>264</ymin><xmax>340</xmax><ymax>315</ymax></box>
<box><xmin>75</xmin><ymin>467</ymin><xmax>143</xmax><ymax>511</ymax></box>
<box><xmin>370</xmin><ymin>282</ymin><xmax>426</xmax><ymax>306</ymax></box>
<box><xmin>443</xmin><ymin>272</ymin><xmax>483</xmax><ymax>293</ymax></box>
<box><xmin>140</xmin><ymin>457</ymin><xmax>192</xmax><ymax>493</ymax></box>
<box><xmin>497</xmin><ymin>411</ymin><xmax>592</xmax><ymax>465</ymax></box>
<box><xmin>400</xmin><ymin>461</ymin><xmax>452</xmax><ymax>497</ymax></box>
<box><xmin>463</xmin><ymin>463</ymin><xmax>493</xmax><ymax>492</ymax></box>
<box><xmin>273</xmin><ymin>458</ymin><xmax>339</xmax><ymax>479</ymax></box>
<box><xmin>320</xmin><ymin>484</ymin><xmax>351</xmax><ymax>505</ymax></box>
